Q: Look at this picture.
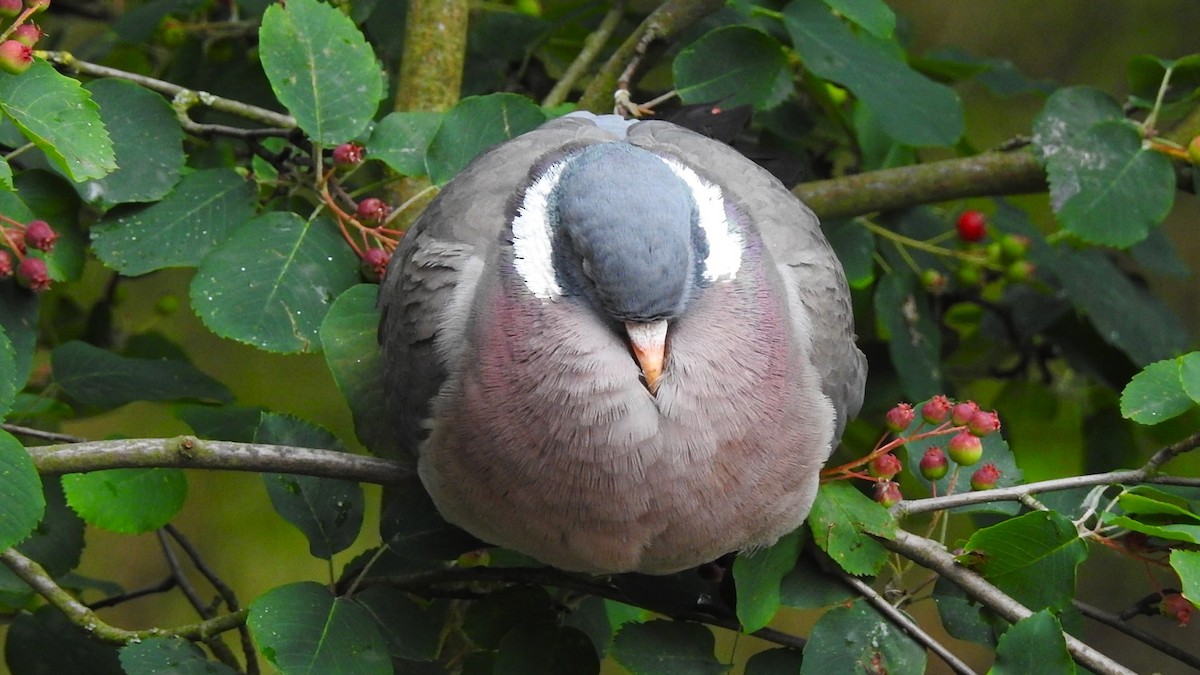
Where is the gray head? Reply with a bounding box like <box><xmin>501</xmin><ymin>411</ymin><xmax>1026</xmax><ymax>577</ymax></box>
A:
<box><xmin>550</xmin><ymin>143</ymin><xmax>703</xmax><ymax>323</ymax></box>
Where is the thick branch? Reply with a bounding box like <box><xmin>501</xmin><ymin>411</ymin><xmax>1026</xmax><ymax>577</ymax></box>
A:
<box><xmin>394</xmin><ymin>0</ymin><xmax>467</xmax><ymax>113</ymax></box>
<box><xmin>26</xmin><ymin>436</ymin><xmax>410</xmax><ymax>484</ymax></box>
<box><xmin>882</xmin><ymin>530</ymin><xmax>1136</xmax><ymax>675</ymax></box>
<box><xmin>794</xmin><ymin>148</ymin><xmax>1047</xmax><ymax>220</ymax></box>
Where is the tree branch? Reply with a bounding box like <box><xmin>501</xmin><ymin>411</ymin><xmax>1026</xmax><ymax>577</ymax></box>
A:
<box><xmin>542</xmin><ymin>0</ymin><xmax>627</xmax><ymax>109</ymax></box>
<box><xmin>26</xmin><ymin>436</ymin><xmax>410</xmax><ymax>484</ymax></box>
<box><xmin>880</xmin><ymin>530</ymin><xmax>1137</xmax><ymax>675</ymax></box>
<box><xmin>1073</xmin><ymin>599</ymin><xmax>1200</xmax><ymax>672</ymax></box>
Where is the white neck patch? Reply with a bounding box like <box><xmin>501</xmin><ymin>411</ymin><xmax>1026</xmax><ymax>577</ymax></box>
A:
<box><xmin>658</xmin><ymin>157</ymin><xmax>743</xmax><ymax>283</ymax></box>
<box><xmin>511</xmin><ymin>160</ymin><xmax>568</xmax><ymax>299</ymax></box>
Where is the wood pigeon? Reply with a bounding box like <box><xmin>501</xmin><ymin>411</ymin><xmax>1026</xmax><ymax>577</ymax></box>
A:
<box><xmin>378</xmin><ymin>112</ymin><xmax>866</xmax><ymax>574</ymax></box>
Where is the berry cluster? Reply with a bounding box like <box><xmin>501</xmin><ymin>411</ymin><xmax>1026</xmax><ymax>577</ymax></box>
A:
<box><xmin>322</xmin><ymin>142</ymin><xmax>400</xmax><ymax>282</ymax></box>
<box><xmin>0</xmin><ymin>0</ymin><xmax>48</xmax><ymax>76</ymax></box>
<box><xmin>926</xmin><ymin>209</ymin><xmax>1035</xmax><ymax>292</ymax></box>
<box><xmin>0</xmin><ymin>216</ymin><xmax>56</xmax><ymax>291</ymax></box>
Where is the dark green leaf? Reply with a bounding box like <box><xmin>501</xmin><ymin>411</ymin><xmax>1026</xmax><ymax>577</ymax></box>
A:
<box><xmin>425</xmin><ymin>93</ymin><xmax>547</xmax><ymax>184</ymax></box>
<box><xmin>368</xmin><ymin>111</ymin><xmax>443</xmax><ymax>177</ymax></box>
<box><xmin>0</xmin><ymin>284</ymin><xmax>37</xmax><ymax>390</ymax></box>
<box><xmin>822</xmin><ymin>0</ymin><xmax>894</xmax><ymax>37</ymax></box>
<box><xmin>734</xmin><ymin>529</ymin><xmax>802</xmax><ymax>632</ymax></box>
<box><xmin>355</xmin><ymin>586</ymin><xmax>441</xmax><ymax>661</ymax></box>
<box><xmin>191</xmin><ymin>212</ymin><xmax>360</xmax><ymax>354</ymax></box>
<box><xmin>51</xmin><ymin>340</ymin><xmax>232</xmax><ymax>409</ymax></box>
<box><xmin>174</xmin><ymin>404</ymin><xmax>265</xmax><ymax>443</ymax></box>
<box><xmin>1181</xmin><ymin>352</ymin><xmax>1200</xmax><ymax>404</ymax></box>
<box><xmin>779</xmin><ymin>550</ymin><xmax>855</xmax><ymax>608</ymax></box>
<box><xmin>807</xmin><ymin>481</ymin><xmax>895</xmax><ymax>576</ymax></box>
<box><xmin>962</xmin><ymin>510</ymin><xmax>1086</xmax><ymax>611</ymax></box>
<box><xmin>823</xmin><ymin>219</ymin><xmax>875</xmax><ymax>289</ymax></box>
<box><xmin>611</xmin><ymin>620</ymin><xmax>729</xmax><ymax>675</ymax></box>
<box><xmin>120</xmin><ymin>637</ymin><xmax>238</xmax><ymax>675</ymax></box>
<box><xmin>932</xmin><ymin>576</ymin><xmax>999</xmax><ymax>646</ymax></box>
<box><xmin>0</xmin><ymin>60</ymin><xmax>116</xmax><ymax>181</ymax></box>
<box><xmin>90</xmin><ymin>168</ymin><xmax>257</xmax><ymax>276</ymax></box>
<box><xmin>1120</xmin><ymin>357</ymin><xmax>1196</xmax><ymax>425</ymax></box>
<box><xmin>464</xmin><ymin>586</ymin><xmax>558</xmax><ymax>649</ymax></box>
<box><xmin>1048</xmin><ymin>121</ymin><xmax>1175</xmax><ymax>248</ymax></box>
<box><xmin>1032</xmin><ymin>86</ymin><xmax>1123</xmax><ymax>165</ymax></box>
<box><xmin>494</xmin><ymin>622</ymin><xmax>600</xmax><ymax>675</ymax></box>
<box><xmin>380</xmin><ymin>476</ymin><xmax>484</xmax><ymax>563</ymax></box>
<box><xmin>259</xmin><ymin>0</ymin><xmax>384</xmax><ymax>144</ymax></box>
<box><xmin>62</xmin><ymin>467</ymin><xmax>187</xmax><ymax>533</ymax></box>
<box><xmin>1171</xmin><ymin>549</ymin><xmax>1200</xmax><ymax>607</ymax></box>
<box><xmin>990</xmin><ymin>610</ymin><xmax>1075</xmax><ymax>675</ymax></box>
<box><xmin>874</xmin><ymin>272</ymin><xmax>942</xmax><ymax>401</ymax></box>
<box><xmin>799</xmin><ymin>599</ymin><xmax>925</xmax><ymax>675</ymax></box>
<box><xmin>320</xmin><ymin>285</ymin><xmax>397</xmax><ymax>454</ymax></box>
<box><xmin>0</xmin><ymin>429</ymin><xmax>44</xmax><ymax>552</ymax></box>
<box><xmin>79</xmin><ymin>79</ymin><xmax>184</xmax><ymax>208</ymax></box>
<box><xmin>248</xmin><ymin>581</ymin><xmax>391</xmax><ymax>675</ymax></box>
<box><xmin>0</xmin><ymin>326</ymin><xmax>14</xmax><ymax>419</ymax></box>
<box><xmin>0</xmin><ymin>478</ymin><xmax>85</xmax><ymax>593</ymax></box>
<box><xmin>1130</xmin><ymin>228</ymin><xmax>1191</xmax><ymax>278</ymax></box>
<box><xmin>13</xmin><ymin>170</ymin><xmax>87</xmax><ymax>283</ymax></box>
<box><xmin>783</xmin><ymin>0</ymin><xmax>963</xmax><ymax>146</ymax></box>
<box><xmin>746</xmin><ymin>648</ymin><xmax>804</xmax><ymax>674</ymax></box>
<box><xmin>256</xmin><ymin>413</ymin><xmax>364</xmax><ymax>559</ymax></box>
<box><xmin>4</xmin><ymin>605</ymin><xmax>123</xmax><ymax>675</ymax></box>
<box><xmin>1127</xmin><ymin>54</ymin><xmax>1200</xmax><ymax>122</ymax></box>
<box><xmin>674</xmin><ymin>26</ymin><xmax>791</xmax><ymax>110</ymax></box>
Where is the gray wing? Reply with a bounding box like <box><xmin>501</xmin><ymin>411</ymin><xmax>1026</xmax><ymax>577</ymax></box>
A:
<box><xmin>626</xmin><ymin>121</ymin><xmax>867</xmax><ymax>447</ymax></box>
<box><xmin>377</xmin><ymin>115</ymin><xmax>624</xmax><ymax>459</ymax></box>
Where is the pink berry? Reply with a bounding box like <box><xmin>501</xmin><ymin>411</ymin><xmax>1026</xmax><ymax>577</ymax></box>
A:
<box><xmin>969</xmin><ymin>462</ymin><xmax>1001</xmax><ymax>490</ymax></box>
<box><xmin>884</xmin><ymin>402</ymin><xmax>914</xmax><ymax>433</ymax></box>
<box><xmin>22</xmin><ymin>219</ymin><xmax>56</xmax><ymax>252</ymax></box>
<box><xmin>0</xmin><ymin>40</ymin><xmax>32</xmax><ymax>75</ymax></box>
<box><xmin>0</xmin><ymin>249</ymin><xmax>12</xmax><ymax>277</ymax></box>
<box><xmin>1160</xmin><ymin>593</ymin><xmax>1193</xmax><ymax>627</ymax></box>
<box><xmin>355</xmin><ymin>197</ymin><xmax>390</xmax><ymax>225</ymax></box>
<box><xmin>919</xmin><ymin>446</ymin><xmax>948</xmax><ymax>480</ymax></box>
<box><xmin>12</xmin><ymin>23</ymin><xmax>42</xmax><ymax>47</ymax></box>
<box><xmin>361</xmin><ymin>247</ymin><xmax>390</xmax><ymax>282</ymax></box>
<box><xmin>956</xmin><ymin>210</ymin><xmax>987</xmax><ymax>242</ymax></box>
<box><xmin>921</xmin><ymin>395</ymin><xmax>953</xmax><ymax>425</ymax></box>
<box><xmin>873</xmin><ymin>481</ymin><xmax>903</xmax><ymax>507</ymax></box>
<box><xmin>867</xmin><ymin>453</ymin><xmax>902</xmax><ymax>480</ymax></box>
<box><xmin>332</xmin><ymin>143</ymin><xmax>364</xmax><ymax>167</ymax></box>
<box><xmin>950</xmin><ymin>400</ymin><xmax>980</xmax><ymax>426</ymax></box>
<box><xmin>947</xmin><ymin>431</ymin><xmax>983</xmax><ymax>467</ymax></box>
<box><xmin>0</xmin><ymin>0</ymin><xmax>20</xmax><ymax>17</ymax></box>
<box><xmin>15</xmin><ymin>256</ymin><xmax>49</xmax><ymax>291</ymax></box>
<box><xmin>967</xmin><ymin>410</ymin><xmax>1001</xmax><ymax>437</ymax></box>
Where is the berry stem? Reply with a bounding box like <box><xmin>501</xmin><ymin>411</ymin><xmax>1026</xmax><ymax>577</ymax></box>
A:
<box><xmin>0</xmin><ymin>6</ymin><xmax>38</xmax><ymax>42</ymax></box>
<box><xmin>858</xmin><ymin>218</ymin><xmax>1005</xmax><ymax>270</ymax></box>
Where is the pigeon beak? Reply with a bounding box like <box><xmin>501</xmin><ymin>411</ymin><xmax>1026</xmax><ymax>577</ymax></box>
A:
<box><xmin>625</xmin><ymin>320</ymin><xmax>668</xmax><ymax>395</ymax></box>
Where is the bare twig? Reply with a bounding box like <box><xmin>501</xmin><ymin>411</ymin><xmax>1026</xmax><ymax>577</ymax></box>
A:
<box><xmin>1073</xmin><ymin>600</ymin><xmax>1200</xmax><ymax>672</ymax></box>
<box><xmin>26</xmin><ymin>436</ymin><xmax>411</xmax><ymax>484</ymax></box>
<box><xmin>156</xmin><ymin>531</ymin><xmax>243</xmax><ymax>670</ymax></box>
<box><xmin>543</xmin><ymin>0</ymin><xmax>627</xmax><ymax>109</ymax></box>
<box><xmin>2</xmin><ymin>424</ymin><xmax>85</xmax><ymax>443</ymax></box>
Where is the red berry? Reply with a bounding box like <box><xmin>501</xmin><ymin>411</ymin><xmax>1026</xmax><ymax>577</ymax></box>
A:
<box><xmin>950</xmin><ymin>400</ymin><xmax>980</xmax><ymax>426</ymax></box>
<box><xmin>969</xmin><ymin>462</ymin><xmax>1001</xmax><ymax>490</ymax></box>
<box><xmin>956</xmin><ymin>210</ymin><xmax>987</xmax><ymax>242</ymax></box>
<box><xmin>12</xmin><ymin>23</ymin><xmax>42</xmax><ymax>47</ymax></box>
<box><xmin>1160</xmin><ymin>593</ymin><xmax>1193</xmax><ymax>627</ymax></box>
<box><xmin>867</xmin><ymin>453</ymin><xmax>902</xmax><ymax>480</ymax></box>
<box><xmin>22</xmin><ymin>219</ymin><xmax>56</xmax><ymax>252</ymax></box>
<box><xmin>0</xmin><ymin>40</ymin><xmax>33</xmax><ymax>75</ymax></box>
<box><xmin>919</xmin><ymin>447</ymin><xmax>949</xmax><ymax>480</ymax></box>
<box><xmin>947</xmin><ymin>431</ymin><xmax>983</xmax><ymax>466</ymax></box>
<box><xmin>884</xmin><ymin>402</ymin><xmax>914</xmax><ymax>433</ymax></box>
<box><xmin>355</xmin><ymin>197</ymin><xmax>390</xmax><ymax>224</ymax></box>
<box><xmin>921</xmin><ymin>395</ymin><xmax>953</xmax><ymax>425</ymax></box>
<box><xmin>967</xmin><ymin>410</ymin><xmax>1001</xmax><ymax>437</ymax></box>
<box><xmin>15</xmin><ymin>256</ymin><xmax>49</xmax><ymax>291</ymax></box>
<box><xmin>0</xmin><ymin>249</ymin><xmax>12</xmax><ymax>277</ymax></box>
<box><xmin>361</xmin><ymin>247</ymin><xmax>390</xmax><ymax>282</ymax></box>
<box><xmin>0</xmin><ymin>0</ymin><xmax>20</xmax><ymax>17</ymax></box>
<box><xmin>873</xmin><ymin>481</ymin><xmax>903</xmax><ymax>507</ymax></box>
<box><xmin>332</xmin><ymin>142</ymin><xmax>364</xmax><ymax>167</ymax></box>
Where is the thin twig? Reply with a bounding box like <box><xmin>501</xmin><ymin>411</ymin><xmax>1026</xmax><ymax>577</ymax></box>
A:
<box><xmin>1073</xmin><ymin>600</ymin><xmax>1200</xmax><ymax>672</ymax></box>
<box><xmin>87</xmin><ymin>577</ymin><xmax>177</xmax><ymax>610</ymax></box>
<box><xmin>2</xmin><ymin>424</ymin><xmax>86</xmax><ymax>443</ymax></box>
<box><xmin>543</xmin><ymin>0</ymin><xmax>627</xmax><ymax>108</ymax></box>
<box><xmin>156</xmin><ymin>531</ymin><xmax>242</xmax><ymax>670</ymax></box>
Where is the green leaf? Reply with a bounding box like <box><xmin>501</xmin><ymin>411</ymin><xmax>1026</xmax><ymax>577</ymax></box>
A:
<box><xmin>0</xmin><ymin>155</ymin><xmax>10</xmax><ymax>190</ymax></box>
<box><xmin>62</xmin><ymin>467</ymin><xmax>187</xmax><ymax>533</ymax></box>
<box><xmin>120</xmin><ymin>637</ymin><xmax>238</xmax><ymax>675</ymax></box>
<box><xmin>962</xmin><ymin>510</ymin><xmax>1087</xmax><ymax>611</ymax></box>
<box><xmin>0</xmin><ymin>429</ymin><xmax>44</xmax><ymax>552</ymax></box>
<box><xmin>779</xmin><ymin>550</ymin><xmax>855</xmax><ymax>608</ymax></box>
<box><xmin>783</xmin><ymin>0</ymin><xmax>962</xmax><ymax>146</ymax></box>
<box><xmin>13</xmin><ymin>169</ymin><xmax>87</xmax><ymax>283</ymax></box>
<box><xmin>746</xmin><ymin>648</ymin><xmax>805</xmax><ymax>675</ymax></box>
<box><xmin>0</xmin><ymin>326</ymin><xmax>15</xmax><ymax>419</ymax></box>
<box><xmin>425</xmin><ymin>93</ymin><xmax>547</xmax><ymax>184</ymax></box>
<box><xmin>824</xmin><ymin>219</ymin><xmax>875</xmax><ymax>289</ymax></box>
<box><xmin>320</xmin><ymin>285</ymin><xmax>397</xmax><ymax>454</ymax></box>
<box><xmin>256</xmin><ymin>413</ymin><xmax>364</xmax><ymax>559</ymax></box>
<box><xmin>259</xmin><ymin>0</ymin><xmax>383</xmax><ymax>145</ymax></box>
<box><xmin>51</xmin><ymin>340</ymin><xmax>232</xmax><ymax>409</ymax></box>
<box><xmin>463</xmin><ymin>586</ymin><xmax>559</xmax><ymax>649</ymax></box>
<box><xmin>822</xmin><ymin>0</ymin><xmax>895</xmax><ymax>38</ymax></box>
<box><xmin>191</xmin><ymin>212</ymin><xmax>360</xmax><ymax>354</ymax></box>
<box><xmin>0</xmin><ymin>478</ymin><xmax>85</xmax><ymax>593</ymax></box>
<box><xmin>368</xmin><ymin>111</ymin><xmax>443</xmax><ymax>177</ymax></box>
<box><xmin>494</xmin><ymin>622</ymin><xmax>600</xmax><ymax>675</ymax></box>
<box><xmin>90</xmin><ymin>168</ymin><xmax>257</xmax><ymax>276</ymax></box>
<box><xmin>734</xmin><ymin>529</ymin><xmax>802</xmax><ymax>632</ymax></box>
<box><xmin>78</xmin><ymin>79</ymin><xmax>185</xmax><ymax>208</ymax></box>
<box><xmin>989</xmin><ymin>610</ymin><xmax>1075</xmax><ymax>675</ymax></box>
<box><xmin>1048</xmin><ymin>120</ymin><xmax>1175</xmax><ymax>248</ymax></box>
<box><xmin>807</xmin><ymin>481</ymin><xmax>896</xmax><ymax>576</ymax></box>
<box><xmin>380</xmin><ymin>476</ymin><xmax>482</xmax><ymax>564</ymax></box>
<box><xmin>1181</xmin><ymin>352</ymin><xmax>1200</xmax><ymax>403</ymax></box>
<box><xmin>1117</xmin><ymin>487</ymin><xmax>1200</xmax><ymax>520</ymax></box>
<box><xmin>1120</xmin><ymin>358</ymin><xmax>1196</xmax><ymax>424</ymax></box>
<box><xmin>0</xmin><ymin>284</ymin><xmax>38</xmax><ymax>392</ymax></box>
<box><xmin>1171</xmin><ymin>549</ymin><xmax>1200</xmax><ymax>607</ymax></box>
<box><xmin>0</xmin><ymin>60</ymin><xmax>116</xmax><ymax>181</ymax></box>
<box><xmin>5</xmin><ymin>606</ymin><xmax>123</xmax><ymax>675</ymax></box>
<box><xmin>248</xmin><ymin>581</ymin><xmax>391</xmax><ymax>675</ymax></box>
<box><xmin>674</xmin><ymin>26</ymin><xmax>792</xmax><ymax>111</ymax></box>
<box><xmin>1032</xmin><ymin>86</ymin><xmax>1124</xmax><ymax>165</ymax></box>
<box><xmin>611</xmin><ymin>620</ymin><xmax>729</xmax><ymax>675</ymax></box>
<box><xmin>799</xmin><ymin>599</ymin><xmax>925</xmax><ymax>675</ymax></box>
<box><xmin>355</xmin><ymin>586</ymin><xmax>441</xmax><ymax>661</ymax></box>
<box><xmin>1104</xmin><ymin>516</ymin><xmax>1200</xmax><ymax>545</ymax></box>
<box><xmin>1127</xmin><ymin>54</ymin><xmax>1200</xmax><ymax>123</ymax></box>
<box><xmin>932</xmin><ymin>576</ymin><xmax>1000</xmax><ymax>646</ymax></box>
<box><xmin>874</xmin><ymin>272</ymin><xmax>942</xmax><ymax>401</ymax></box>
